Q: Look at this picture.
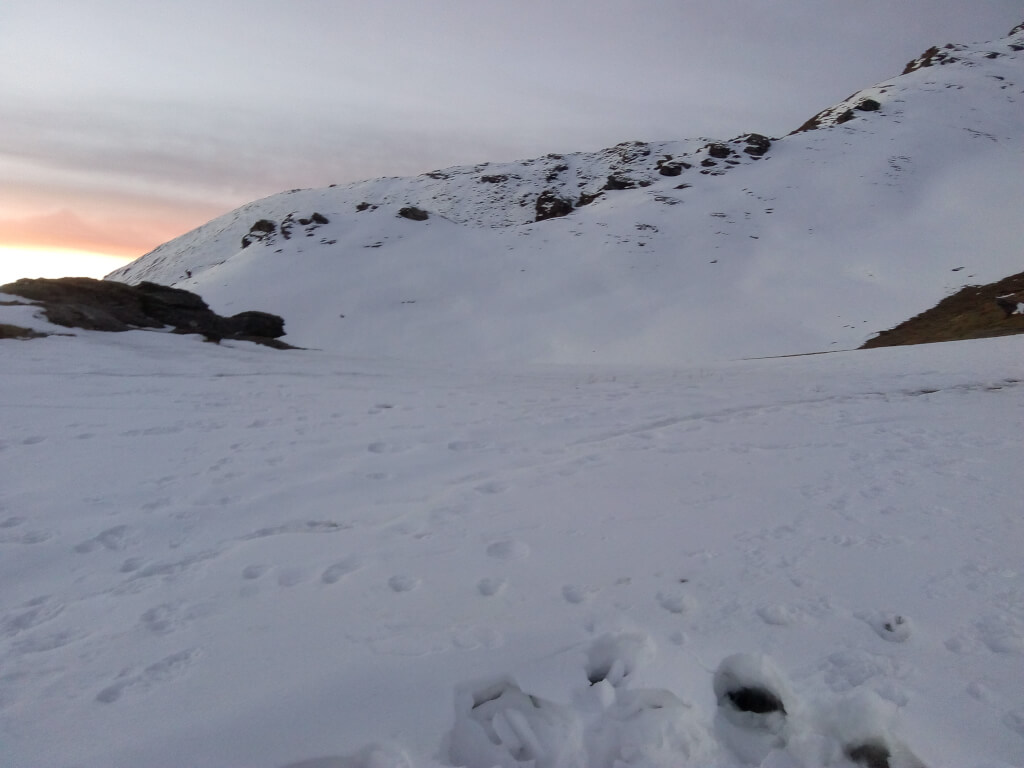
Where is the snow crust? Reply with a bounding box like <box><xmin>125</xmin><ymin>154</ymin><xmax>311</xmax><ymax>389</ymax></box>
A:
<box><xmin>1</xmin><ymin>320</ymin><xmax>1022</xmax><ymax>766</ymax></box>
<box><xmin>105</xmin><ymin>27</ymin><xmax>1024</xmax><ymax>365</ymax></box>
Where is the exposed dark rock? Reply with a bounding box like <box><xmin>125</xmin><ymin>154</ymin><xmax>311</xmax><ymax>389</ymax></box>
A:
<box><xmin>546</xmin><ymin>164</ymin><xmax>570</xmax><ymax>182</ymax></box>
<box><xmin>398</xmin><ymin>206</ymin><xmax>429</xmax><ymax>221</ymax></box>
<box><xmin>242</xmin><ymin>219</ymin><xmax>277</xmax><ymax>249</ymax></box>
<box><xmin>356</xmin><ymin>202</ymin><xmax>377</xmax><ymax>212</ymax></box>
<box><xmin>0</xmin><ymin>323</ymin><xmax>48</xmax><ymax>340</ymax></box>
<box><xmin>0</xmin><ymin>278</ymin><xmax>291</xmax><ymax>348</ymax></box>
<box><xmin>479</xmin><ymin>174</ymin><xmax>509</xmax><ymax>184</ymax></box>
<box><xmin>603</xmin><ymin>175</ymin><xmax>637</xmax><ymax>191</ymax></box>
<box><xmin>656</xmin><ymin>155</ymin><xmax>691</xmax><ymax>176</ymax></box>
<box><xmin>242</xmin><ymin>213</ymin><xmax>326</xmax><ymax>249</ymax></box>
<box><xmin>610</xmin><ymin>141</ymin><xmax>651</xmax><ymax>164</ymax></box>
<box><xmin>845</xmin><ymin>741</ymin><xmax>891</xmax><ymax>768</ymax></box>
<box><xmin>856</xmin><ymin>98</ymin><xmax>881</xmax><ymax>111</ymax></box>
<box><xmin>424</xmin><ymin>171</ymin><xmax>449</xmax><ymax>180</ymax></box>
<box><xmin>902</xmin><ymin>43</ymin><xmax>963</xmax><ymax>74</ymax></box>
<box><xmin>228</xmin><ymin>311</ymin><xmax>286</xmax><ymax>338</ymax></box>
<box><xmin>576</xmin><ymin>191</ymin><xmax>603</xmax><ymax>207</ymax></box>
<box><xmin>742</xmin><ymin>133</ymin><xmax>772</xmax><ymax>156</ymax></box>
<box><xmin>701</xmin><ymin>158</ymin><xmax>718</xmax><ymax>167</ymax></box>
<box><xmin>707</xmin><ymin>143</ymin><xmax>732</xmax><ymax>159</ymax></box>
<box><xmin>534</xmin><ymin>190</ymin><xmax>574</xmax><ymax>222</ymax></box>
<box><xmin>835</xmin><ymin>109</ymin><xmax>856</xmax><ymax>124</ymax></box>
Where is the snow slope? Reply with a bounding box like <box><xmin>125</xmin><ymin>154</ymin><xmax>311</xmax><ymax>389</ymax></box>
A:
<box><xmin>106</xmin><ymin>24</ymin><xmax>1024</xmax><ymax>364</ymax></box>
<box><xmin>1</xmin><ymin>306</ymin><xmax>1023</xmax><ymax>766</ymax></box>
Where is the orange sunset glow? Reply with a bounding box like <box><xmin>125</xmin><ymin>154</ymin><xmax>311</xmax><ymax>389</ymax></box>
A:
<box><xmin>0</xmin><ymin>246</ymin><xmax>134</xmax><ymax>286</ymax></box>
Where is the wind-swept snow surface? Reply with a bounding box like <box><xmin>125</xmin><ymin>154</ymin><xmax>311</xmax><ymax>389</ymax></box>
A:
<box><xmin>1</xmin><ymin>322</ymin><xmax>1022</xmax><ymax>767</ymax></box>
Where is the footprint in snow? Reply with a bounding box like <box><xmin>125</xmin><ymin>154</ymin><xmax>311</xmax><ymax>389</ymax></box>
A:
<box><xmin>322</xmin><ymin>556</ymin><xmax>363</xmax><ymax>584</ymax></box>
<box><xmin>757</xmin><ymin>603</ymin><xmax>802</xmax><ymax>627</ymax></box>
<box><xmin>656</xmin><ymin>589</ymin><xmax>697</xmax><ymax>615</ymax></box>
<box><xmin>0</xmin><ymin>595</ymin><xmax>65</xmax><ymax>638</ymax></box>
<box><xmin>448</xmin><ymin>440</ymin><xmax>486</xmax><ymax>452</ymax></box>
<box><xmin>449</xmin><ymin>678</ymin><xmax>583</xmax><ymax>768</ymax></box>
<box><xmin>561</xmin><ymin>584</ymin><xmax>597</xmax><ymax>604</ymax></box>
<box><xmin>367</xmin><ymin>441</ymin><xmax>406</xmax><ymax>454</ymax></box>
<box><xmin>139</xmin><ymin>601</ymin><xmax>216</xmax><ymax>634</ymax></box>
<box><xmin>388</xmin><ymin>575</ymin><xmax>420</xmax><ymax>593</ymax></box>
<box><xmin>857</xmin><ymin>610</ymin><xmax>913</xmax><ymax>642</ymax></box>
<box><xmin>976</xmin><ymin>614</ymin><xmax>1024</xmax><ymax>654</ymax></box>
<box><xmin>277</xmin><ymin>567</ymin><xmax>310</xmax><ymax>588</ymax></box>
<box><xmin>485</xmin><ymin>539</ymin><xmax>530</xmax><ymax>560</ymax></box>
<box><xmin>242</xmin><ymin>564</ymin><xmax>270</xmax><ymax>580</ymax></box>
<box><xmin>712</xmin><ymin>653</ymin><xmax>795</xmax><ymax>764</ymax></box>
<box><xmin>585</xmin><ymin>632</ymin><xmax>655</xmax><ymax>688</ymax></box>
<box><xmin>474</xmin><ymin>480</ymin><xmax>507</xmax><ymax>495</ymax></box>
<box><xmin>95</xmin><ymin>648</ymin><xmax>200</xmax><ymax>704</ymax></box>
<box><xmin>477</xmin><ymin>577</ymin><xmax>506</xmax><ymax>597</ymax></box>
<box><xmin>11</xmin><ymin>629</ymin><xmax>86</xmax><ymax>655</ymax></box>
<box><xmin>73</xmin><ymin>524</ymin><xmax>135</xmax><ymax>554</ymax></box>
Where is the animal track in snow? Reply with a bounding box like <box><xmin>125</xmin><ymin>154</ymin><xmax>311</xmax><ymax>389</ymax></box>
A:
<box><xmin>321</xmin><ymin>556</ymin><xmax>363</xmax><ymax>584</ymax></box>
<box><xmin>656</xmin><ymin>589</ymin><xmax>697</xmax><ymax>615</ymax></box>
<box><xmin>1</xmin><ymin>595</ymin><xmax>64</xmax><ymax>638</ymax></box>
<box><xmin>561</xmin><ymin>584</ymin><xmax>597</xmax><ymax>604</ymax></box>
<box><xmin>388</xmin><ymin>575</ymin><xmax>421</xmax><ymax>593</ymax></box>
<box><xmin>10</xmin><ymin>629</ymin><xmax>85</xmax><ymax>655</ymax></box>
<box><xmin>73</xmin><ymin>524</ymin><xmax>135</xmax><ymax>553</ymax></box>
<box><xmin>448</xmin><ymin>440</ymin><xmax>487</xmax><ymax>452</ymax></box>
<box><xmin>757</xmin><ymin>603</ymin><xmax>802</xmax><ymax>626</ymax></box>
<box><xmin>367</xmin><ymin>441</ymin><xmax>406</xmax><ymax>454</ymax></box>
<box><xmin>976</xmin><ymin>614</ymin><xmax>1024</xmax><ymax>654</ymax></box>
<box><xmin>95</xmin><ymin>648</ymin><xmax>201</xmax><ymax>703</ymax></box>
<box><xmin>243</xmin><ymin>520</ymin><xmax>351</xmax><ymax>539</ymax></box>
<box><xmin>139</xmin><ymin>601</ymin><xmax>215</xmax><ymax>634</ymax></box>
<box><xmin>242</xmin><ymin>564</ymin><xmax>270</xmax><ymax>580</ymax></box>
<box><xmin>476</xmin><ymin>577</ymin><xmax>506</xmax><ymax>596</ymax></box>
<box><xmin>474</xmin><ymin>480</ymin><xmax>507</xmax><ymax>494</ymax></box>
<box><xmin>485</xmin><ymin>539</ymin><xmax>530</xmax><ymax>560</ymax></box>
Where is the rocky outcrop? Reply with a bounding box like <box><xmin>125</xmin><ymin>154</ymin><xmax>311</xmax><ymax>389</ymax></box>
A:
<box><xmin>241</xmin><ymin>212</ymin><xmax>329</xmax><ymax>248</ymax></box>
<box><xmin>0</xmin><ymin>278</ymin><xmax>291</xmax><ymax>347</ymax></box>
<box><xmin>534</xmin><ymin>190</ymin><xmax>574</xmax><ymax>222</ymax></box>
<box><xmin>861</xmin><ymin>270</ymin><xmax>1024</xmax><ymax>349</ymax></box>
<box><xmin>398</xmin><ymin>206</ymin><xmax>430</xmax><ymax>221</ymax></box>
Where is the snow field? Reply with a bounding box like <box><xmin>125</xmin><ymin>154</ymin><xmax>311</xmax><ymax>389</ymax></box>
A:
<box><xmin>0</xmin><ymin>327</ymin><xmax>1022</xmax><ymax>766</ymax></box>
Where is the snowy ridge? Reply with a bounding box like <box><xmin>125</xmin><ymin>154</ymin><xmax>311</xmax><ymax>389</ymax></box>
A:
<box><xmin>106</xmin><ymin>24</ymin><xmax>1024</xmax><ymax>364</ymax></box>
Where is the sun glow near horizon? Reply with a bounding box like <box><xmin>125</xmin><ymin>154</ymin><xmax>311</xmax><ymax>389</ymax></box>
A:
<box><xmin>0</xmin><ymin>246</ymin><xmax>136</xmax><ymax>288</ymax></box>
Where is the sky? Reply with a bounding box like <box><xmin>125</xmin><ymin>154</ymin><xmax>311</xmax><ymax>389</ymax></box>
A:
<box><xmin>1</xmin><ymin>0</ymin><xmax>1021</xmax><ymax>285</ymax></box>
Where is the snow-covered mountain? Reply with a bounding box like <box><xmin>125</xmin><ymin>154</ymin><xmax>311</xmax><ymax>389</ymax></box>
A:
<box><xmin>3</xmin><ymin>22</ymin><xmax>1024</xmax><ymax>768</ymax></box>
<box><xmin>108</xmin><ymin>23</ymin><xmax>1024</xmax><ymax>364</ymax></box>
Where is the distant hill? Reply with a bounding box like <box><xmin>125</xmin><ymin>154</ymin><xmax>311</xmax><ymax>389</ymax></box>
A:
<box><xmin>108</xmin><ymin>22</ymin><xmax>1024</xmax><ymax>364</ymax></box>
